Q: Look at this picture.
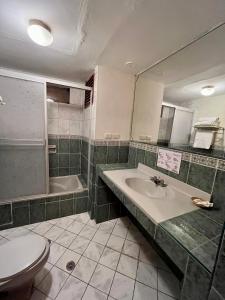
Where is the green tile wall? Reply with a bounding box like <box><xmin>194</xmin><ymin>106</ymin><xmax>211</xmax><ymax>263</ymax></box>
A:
<box><xmin>48</xmin><ymin>136</ymin><xmax>81</xmax><ymax>177</ymax></box>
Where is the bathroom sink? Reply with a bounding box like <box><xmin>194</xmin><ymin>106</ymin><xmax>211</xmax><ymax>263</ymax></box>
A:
<box><xmin>125</xmin><ymin>177</ymin><xmax>166</xmax><ymax>199</ymax></box>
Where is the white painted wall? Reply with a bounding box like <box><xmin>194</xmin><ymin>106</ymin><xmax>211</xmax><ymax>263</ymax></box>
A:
<box><xmin>93</xmin><ymin>65</ymin><xmax>135</xmax><ymax>140</ymax></box>
<box><xmin>131</xmin><ymin>77</ymin><xmax>164</xmax><ymax>142</ymax></box>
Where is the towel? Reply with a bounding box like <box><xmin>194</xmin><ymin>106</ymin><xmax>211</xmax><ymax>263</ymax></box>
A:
<box><xmin>193</xmin><ymin>130</ymin><xmax>214</xmax><ymax>149</ymax></box>
<box><xmin>194</xmin><ymin>117</ymin><xmax>219</xmax><ymax>127</ymax></box>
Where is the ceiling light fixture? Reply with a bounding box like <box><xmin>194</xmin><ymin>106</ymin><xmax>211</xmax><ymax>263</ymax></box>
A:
<box><xmin>27</xmin><ymin>20</ymin><xmax>53</xmax><ymax>46</ymax></box>
<box><xmin>201</xmin><ymin>85</ymin><xmax>215</xmax><ymax>96</ymax></box>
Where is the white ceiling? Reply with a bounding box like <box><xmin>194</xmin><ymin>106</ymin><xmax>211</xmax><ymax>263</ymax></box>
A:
<box><xmin>1</xmin><ymin>0</ymin><xmax>225</xmax><ymax>82</ymax></box>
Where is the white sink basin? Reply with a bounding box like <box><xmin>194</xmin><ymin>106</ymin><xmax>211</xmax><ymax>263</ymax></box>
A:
<box><xmin>125</xmin><ymin>177</ymin><xmax>166</xmax><ymax>199</ymax></box>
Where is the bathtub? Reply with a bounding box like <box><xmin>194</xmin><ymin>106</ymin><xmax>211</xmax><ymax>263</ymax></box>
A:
<box><xmin>49</xmin><ymin>175</ymin><xmax>83</xmax><ymax>194</ymax></box>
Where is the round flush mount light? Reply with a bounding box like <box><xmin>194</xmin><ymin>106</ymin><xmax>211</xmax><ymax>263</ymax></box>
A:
<box><xmin>27</xmin><ymin>20</ymin><xmax>53</xmax><ymax>46</ymax></box>
<box><xmin>201</xmin><ymin>85</ymin><xmax>215</xmax><ymax>96</ymax></box>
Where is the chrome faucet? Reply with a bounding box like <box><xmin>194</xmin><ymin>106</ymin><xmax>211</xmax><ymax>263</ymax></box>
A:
<box><xmin>150</xmin><ymin>176</ymin><xmax>167</xmax><ymax>187</ymax></box>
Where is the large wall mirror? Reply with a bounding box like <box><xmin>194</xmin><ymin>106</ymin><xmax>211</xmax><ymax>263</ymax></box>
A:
<box><xmin>131</xmin><ymin>24</ymin><xmax>225</xmax><ymax>158</ymax></box>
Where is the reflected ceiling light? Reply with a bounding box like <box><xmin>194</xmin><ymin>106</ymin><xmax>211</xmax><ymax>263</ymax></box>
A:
<box><xmin>201</xmin><ymin>85</ymin><xmax>215</xmax><ymax>96</ymax></box>
<box><xmin>27</xmin><ymin>20</ymin><xmax>53</xmax><ymax>46</ymax></box>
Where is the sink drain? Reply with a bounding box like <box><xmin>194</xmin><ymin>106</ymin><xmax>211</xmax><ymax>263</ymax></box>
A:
<box><xmin>66</xmin><ymin>260</ymin><xmax>76</xmax><ymax>272</ymax></box>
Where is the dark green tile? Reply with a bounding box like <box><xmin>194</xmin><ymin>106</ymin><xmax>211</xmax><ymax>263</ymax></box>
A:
<box><xmin>95</xmin><ymin>204</ymin><xmax>109</xmax><ymax>223</ymax></box>
<box><xmin>46</xmin><ymin>196</ymin><xmax>59</xmax><ymax>203</ymax></box>
<box><xmin>155</xmin><ymin>226</ymin><xmax>188</xmax><ymax>273</ymax></box>
<box><xmin>48</xmin><ymin>138</ymin><xmax>59</xmax><ymax>152</ymax></box>
<box><xmin>95</xmin><ymin>186</ymin><xmax>114</xmax><ymax>205</ymax></box>
<box><xmin>49</xmin><ymin>168</ymin><xmax>59</xmax><ymax>177</ymax></box>
<box><xmin>70</xmin><ymin>167</ymin><xmax>80</xmax><ymax>175</ymax></box>
<box><xmin>94</xmin><ymin>146</ymin><xmax>107</xmax><ymax>164</ymax></box>
<box><xmin>212</xmin><ymin>230</ymin><xmax>225</xmax><ymax>298</ymax></box>
<box><xmin>12</xmin><ymin>200</ymin><xmax>29</xmax><ymax>208</ymax></box>
<box><xmin>70</xmin><ymin>154</ymin><xmax>80</xmax><ymax>168</ymax></box>
<box><xmin>181</xmin><ymin>211</ymin><xmax>222</xmax><ymax>241</ymax></box>
<box><xmin>59</xmin><ymin>168</ymin><xmax>69</xmax><ymax>176</ymax></box>
<box><xmin>209</xmin><ymin>288</ymin><xmax>225</xmax><ymax>300</ymax></box>
<box><xmin>46</xmin><ymin>201</ymin><xmax>59</xmax><ymax>220</ymax></box>
<box><xmin>59</xmin><ymin>138</ymin><xmax>70</xmax><ymax>153</ymax></box>
<box><xmin>191</xmin><ymin>240</ymin><xmax>217</xmax><ymax>272</ymax></box>
<box><xmin>76</xmin><ymin>190</ymin><xmax>88</xmax><ymax>198</ymax></box>
<box><xmin>75</xmin><ymin>197</ymin><xmax>88</xmax><ymax>214</ymax></box>
<box><xmin>13</xmin><ymin>206</ymin><xmax>30</xmax><ymax>226</ymax></box>
<box><xmin>123</xmin><ymin>196</ymin><xmax>136</xmax><ymax>217</ymax></box>
<box><xmin>136</xmin><ymin>208</ymin><xmax>155</xmax><ymax>238</ymax></box>
<box><xmin>118</xmin><ymin>146</ymin><xmax>128</xmax><ymax>163</ymax></box>
<box><xmin>60</xmin><ymin>193</ymin><xmax>74</xmax><ymax>201</ymax></box>
<box><xmin>161</xmin><ymin>217</ymin><xmax>209</xmax><ymax>251</ymax></box>
<box><xmin>128</xmin><ymin>147</ymin><xmax>137</xmax><ymax>166</ymax></box>
<box><xmin>181</xmin><ymin>256</ymin><xmax>211</xmax><ymax>300</ymax></box>
<box><xmin>30</xmin><ymin>203</ymin><xmax>46</xmax><ymax>223</ymax></box>
<box><xmin>0</xmin><ymin>204</ymin><xmax>12</xmax><ymax>225</ymax></box>
<box><xmin>59</xmin><ymin>154</ymin><xmax>69</xmax><ymax>168</ymax></box>
<box><xmin>144</xmin><ymin>151</ymin><xmax>157</xmax><ymax>168</ymax></box>
<box><xmin>70</xmin><ymin>139</ymin><xmax>80</xmax><ymax>153</ymax></box>
<box><xmin>187</xmin><ymin>163</ymin><xmax>216</xmax><ymax>193</ymax></box>
<box><xmin>49</xmin><ymin>153</ymin><xmax>58</xmax><ymax>169</ymax></box>
<box><xmin>136</xmin><ymin>149</ymin><xmax>145</xmax><ymax>165</ymax></box>
<box><xmin>168</xmin><ymin>160</ymin><xmax>189</xmax><ymax>182</ymax></box>
<box><xmin>60</xmin><ymin>199</ymin><xmax>73</xmax><ymax>217</ymax></box>
<box><xmin>109</xmin><ymin>203</ymin><xmax>121</xmax><ymax>219</ymax></box>
<box><xmin>107</xmin><ymin>146</ymin><xmax>119</xmax><ymax>164</ymax></box>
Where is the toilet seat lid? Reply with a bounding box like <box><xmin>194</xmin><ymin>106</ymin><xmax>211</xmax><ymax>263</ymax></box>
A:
<box><xmin>0</xmin><ymin>234</ymin><xmax>47</xmax><ymax>281</ymax></box>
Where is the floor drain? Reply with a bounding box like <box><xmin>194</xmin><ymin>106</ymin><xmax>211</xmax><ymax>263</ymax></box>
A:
<box><xmin>66</xmin><ymin>261</ymin><xmax>76</xmax><ymax>272</ymax></box>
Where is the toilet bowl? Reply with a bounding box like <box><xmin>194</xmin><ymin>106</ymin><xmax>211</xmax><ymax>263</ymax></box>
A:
<box><xmin>0</xmin><ymin>234</ymin><xmax>50</xmax><ymax>300</ymax></box>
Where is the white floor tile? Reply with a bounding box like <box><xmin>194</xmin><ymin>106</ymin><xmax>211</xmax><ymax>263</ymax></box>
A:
<box><xmin>112</xmin><ymin>224</ymin><xmax>128</xmax><ymax>238</ymax></box>
<box><xmin>48</xmin><ymin>243</ymin><xmax>66</xmax><ymax>265</ymax></box>
<box><xmin>72</xmin><ymin>256</ymin><xmax>97</xmax><ymax>283</ymax></box>
<box><xmin>33</xmin><ymin>222</ymin><xmax>53</xmax><ymax>235</ymax></box>
<box><xmin>55</xmin><ymin>275</ymin><xmax>87</xmax><ymax>300</ymax></box>
<box><xmin>82</xmin><ymin>285</ymin><xmax>107</xmax><ymax>300</ymax></box>
<box><xmin>107</xmin><ymin>234</ymin><xmax>125</xmax><ymax>252</ymax></box>
<box><xmin>87</xmin><ymin>219</ymin><xmax>101</xmax><ymax>229</ymax></box>
<box><xmin>38</xmin><ymin>266</ymin><xmax>69</xmax><ymax>299</ymax></box>
<box><xmin>117</xmin><ymin>254</ymin><xmax>138</xmax><ymax>279</ymax></box>
<box><xmin>55</xmin><ymin>230</ymin><xmax>76</xmax><ymax>247</ymax></box>
<box><xmin>136</xmin><ymin>261</ymin><xmax>157</xmax><ymax>289</ymax></box>
<box><xmin>56</xmin><ymin>249</ymin><xmax>81</xmax><ymax>273</ymax></box>
<box><xmin>92</xmin><ymin>229</ymin><xmax>110</xmax><ymax>245</ymax></box>
<box><xmin>69</xmin><ymin>236</ymin><xmax>90</xmax><ymax>254</ymax></box>
<box><xmin>79</xmin><ymin>225</ymin><xmax>97</xmax><ymax>240</ymax></box>
<box><xmin>0</xmin><ymin>227</ymin><xmax>17</xmax><ymax>237</ymax></box>
<box><xmin>158</xmin><ymin>270</ymin><xmax>180</xmax><ymax>298</ymax></box>
<box><xmin>116</xmin><ymin>217</ymin><xmax>131</xmax><ymax>227</ymax></box>
<box><xmin>110</xmin><ymin>272</ymin><xmax>135</xmax><ymax>300</ymax></box>
<box><xmin>126</xmin><ymin>225</ymin><xmax>145</xmax><ymax>244</ymax></box>
<box><xmin>0</xmin><ymin>237</ymin><xmax>8</xmax><ymax>245</ymax></box>
<box><xmin>133</xmin><ymin>282</ymin><xmax>157</xmax><ymax>300</ymax></box>
<box><xmin>99</xmin><ymin>247</ymin><xmax>120</xmax><ymax>270</ymax></box>
<box><xmin>56</xmin><ymin>217</ymin><xmax>74</xmax><ymax>229</ymax></box>
<box><xmin>83</xmin><ymin>241</ymin><xmax>104</xmax><ymax>261</ymax></box>
<box><xmin>44</xmin><ymin>226</ymin><xmax>64</xmax><ymax>241</ymax></box>
<box><xmin>90</xmin><ymin>264</ymin><xmax>115</xmax><ymax>294</ymax></box>
<box><xmin>34</xmin><ymin>262</ymin><xmax>53</xmax><ymax>287</ymax></box>
<box><xmin>7</xmin><ymin>228</ymin><xmax>32</xmax><ymax>240</ymax></box>
<box><xmin>67</xmin><ymin>221</ymin><xmax>85</xmax><ymax>234</ymax></box>
<box><xmin>122</xmin><ymin>240</ymin><xmax>140</xmax><ymax>259</ymax></box>
<box><xmin>74</xmin><ymin>212</ymin><xmax>90</xmax><ymax>224</ymax></box>
<box><xmin>99</xmin><ymin>221</ymin><xmax>115</xmax><ymax>233</ymax></box>
<box><xmin>31</xmin><ymin>289</ymin><xmax>51</xmax><ymax>300</ymax></box>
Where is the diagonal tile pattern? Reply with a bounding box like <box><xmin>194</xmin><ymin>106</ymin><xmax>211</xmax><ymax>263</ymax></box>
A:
<box><xmin>0</xmin><ymin>212</ymin><xmax>181</xmax><ymax>300</ymax></box>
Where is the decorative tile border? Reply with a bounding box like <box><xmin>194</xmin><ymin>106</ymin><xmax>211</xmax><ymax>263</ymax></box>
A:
<box><xmin>129</xmin><ymin>141</ymin><xmax>225</xmax><ymax>168</ymax></box>
<box><xmin>191</xmin><ymin>154</ymin><xmax>218</xmax><ymax>168</ymax></box>
<box><xmin>90</xmin><ymin>139</ymin><xmax>130</xmax><ymax>146</ymax></box>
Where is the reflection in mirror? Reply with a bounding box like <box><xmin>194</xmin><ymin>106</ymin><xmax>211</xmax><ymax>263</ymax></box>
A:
<box><xmin>131</xmin><ymin>23</ymin><xmax>225</xmax><ymax>157</ymax></box>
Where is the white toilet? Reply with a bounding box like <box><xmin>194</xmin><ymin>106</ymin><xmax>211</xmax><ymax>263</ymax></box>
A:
<box><xmin>0</xmin><ymin>234</ymin><xmax>50</xmax><ymax>300</ymax></box>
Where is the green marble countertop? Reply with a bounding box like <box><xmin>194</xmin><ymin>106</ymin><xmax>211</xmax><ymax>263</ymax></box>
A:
<box><xmin>96</xmin><ymin>163</ymin><xmax>222</xmax><ymax>273</ymax></box>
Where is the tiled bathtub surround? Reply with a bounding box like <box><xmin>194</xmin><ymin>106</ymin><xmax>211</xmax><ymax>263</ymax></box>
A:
<box><xmin>0</xmin><ymin>190</ymin><xmax>88</xmax><ymax>229</ymax></box>
<box><xmin>89</xmin><ymin>140</ymin><xmax>129</xmax><ymax>220</ymax></box>
<box><xmin>48</xmin><ymin>135</ymin><xmax>81</xmax><ymax>177</ymax></box>
<box><xmin>129</xmin><ymin>141</ymin><xmax>225</xmax><ymax>225</ymax></box>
